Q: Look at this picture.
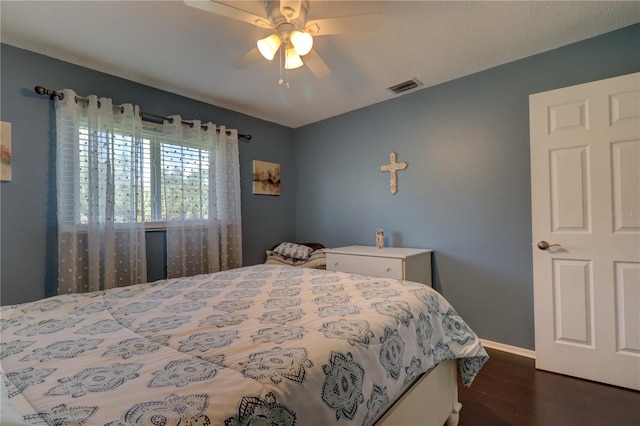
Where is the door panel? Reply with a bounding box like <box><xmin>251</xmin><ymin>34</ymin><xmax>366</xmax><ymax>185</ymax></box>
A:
<box><xmin>530</xmin><ymin>72</ymin><xmax>640</xmax><ymax>390</ymax></box>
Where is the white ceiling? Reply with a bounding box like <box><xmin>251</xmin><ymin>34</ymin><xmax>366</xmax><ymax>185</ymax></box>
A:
<box><xmin>2</xmin><ymin>1</ymin><xmax>639</xmax><ymax>128</ymax></box>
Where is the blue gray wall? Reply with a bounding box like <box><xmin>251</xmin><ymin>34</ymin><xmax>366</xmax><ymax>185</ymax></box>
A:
<box><xmin>1</xmin><ymin>24</ymin><xmax>639</xmax><ymax>350</ymax></box>
<box><xmin>292</xmin><ymin>24</ymin><xmax>640</xmax><ymax>350</ymax></box>
<box><xmin>0</xmin><ymin>44</ymin><xmax>296</xmax><ymax>305</ymax></box>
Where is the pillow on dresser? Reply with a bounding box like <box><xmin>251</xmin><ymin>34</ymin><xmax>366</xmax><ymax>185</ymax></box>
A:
<box><xmin>272</xmin><ymin>242</ymin><xmax>315</xmax><ymax>260</ymax></box>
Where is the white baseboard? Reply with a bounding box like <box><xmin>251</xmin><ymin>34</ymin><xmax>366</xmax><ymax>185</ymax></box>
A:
<box><xmin>480</xmin><ymin>338</ymin><xmax>536</xmax><ymax>359</ymax></box>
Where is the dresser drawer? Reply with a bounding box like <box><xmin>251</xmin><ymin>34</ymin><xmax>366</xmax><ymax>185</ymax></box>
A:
<box><xmin>327</xmin><ymin>253</ymin><xmax>404</xmax><ymax>280</ymax></box>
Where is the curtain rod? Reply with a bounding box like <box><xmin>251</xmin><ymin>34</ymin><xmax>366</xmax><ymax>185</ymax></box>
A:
<box><xmin>34</xmin><ymin>86</ymin><xmax>252</xmax><ymax>141</ymax></box>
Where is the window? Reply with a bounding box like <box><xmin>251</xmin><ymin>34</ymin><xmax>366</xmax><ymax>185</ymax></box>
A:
<box><xmin>77</xmin><ymin>124</ymin><xmax>211</xmax><ymax>225</ymax></box>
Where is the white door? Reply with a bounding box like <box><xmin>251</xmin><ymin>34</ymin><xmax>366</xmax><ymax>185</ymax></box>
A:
<box><xmin>530</xmin><ymin>72</ymin><xmax>640</xmax><ymax>390</ymax></box>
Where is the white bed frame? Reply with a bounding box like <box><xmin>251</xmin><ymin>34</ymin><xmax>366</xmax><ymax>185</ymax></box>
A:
<box><xmin>376</xmin><ymin>359</ymin><xmax>461</xmax><ymax>426</ymax></box>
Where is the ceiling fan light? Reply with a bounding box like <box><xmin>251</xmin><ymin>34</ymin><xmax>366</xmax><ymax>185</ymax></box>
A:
<box><xmin>257</xmin><ymin>34</ymin><xmax>281</xmax><ymax>60</ymax></box>
<box><xmin>284</xmin><ymin>46</ymin><xmax>304</xmax><ymax>69</ymax></box>
<box><xmin>291</xmin><ymin>30</ymin><xmax>313</xmax><ymax>56</ymax></box>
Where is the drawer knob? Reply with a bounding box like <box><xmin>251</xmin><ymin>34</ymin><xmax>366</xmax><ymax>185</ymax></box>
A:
<box><xmin>386</xmin><ymin>267</ymin><xmax>391</xmax><ymax>272</ymax></box>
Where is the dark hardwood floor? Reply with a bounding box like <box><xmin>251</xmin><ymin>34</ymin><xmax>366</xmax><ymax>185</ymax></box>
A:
<box><xmin>457</xmin><ymin>348</ymin><xmax>640</xmax><ymax>426</ymax></box>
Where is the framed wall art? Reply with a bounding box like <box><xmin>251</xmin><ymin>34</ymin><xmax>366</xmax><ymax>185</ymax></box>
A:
<box><xmin>1</xmin><ymin>121</ymin><xmax>12</xmax><ymax>182</ymax></box>
<box><xmin>252</xmin><ymin>160</ymin><xmax>280</xmax><ymax>195</ymax></box>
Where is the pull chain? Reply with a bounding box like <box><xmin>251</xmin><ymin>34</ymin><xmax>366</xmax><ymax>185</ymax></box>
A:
<box><xmin>277</xmin><ymin>45</ymin><xmax>290</xmax><ymax>89</ymax></box>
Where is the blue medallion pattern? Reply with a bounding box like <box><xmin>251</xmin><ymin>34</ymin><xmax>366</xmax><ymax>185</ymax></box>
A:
<box><xmin>142</xmin><ymin>288</ymin><xmax>181</xmax><ymax>299</ymax></box>
<box><xmin>312</xmin><ymin>284</ymin><xmax>344</xmax><ymax>294</ymax></box>
<box><xmin>20</xmin><ymin>298</ymin><xmax>69</xmax><ymax>313</ymax></box>
<box><xmin>314</xmin><ymin>294</ymin><xmax>351</xmax><ymax>305</ymax></box>
<box><xmin>185</xmin><ymin>289</ymin><xmax>221</xmax><ymax>300</ymax></box>
<box><xmin>111</xmin><ymin>301</ymin><xmax>159</xmax><ymax>316</ymax></box>
<box><xmin>259</xmin><ymin>308</ymin><xmax>304</xmax><ymax>325</ymax></box>
<box><xmin>15</xmin><ymin>318</ymin><xmax>80</xmax><ymax>336</ymax></box>
<box><xmin>179</xmin><ymin>330</ymin><xmax>238</xmax><ymax>352</ymax></box>
<box><xmin>75</xmin><ymin>318</ymin><xmax>133</xmax><ymax>335</ymax></box>
<box><xmin>21</xmin><ymin>338</ymin><xmax>103</xmax><ymax>362</ymax></box>
<box><xmin>430</xmin><ymin>341</ymin><xmax>455</xmax><ymax>364</ymax></box>
<box><xmin>136</xmin><ymin>316</ymin><xmax>191</xmax><ymax>333</ymax></box>
<box><xmin>103</xmin><ymin>336</ymin><xmax>169</xmax><ymax>359</ymax></box>
<box><xmin>227</xmin><ymin>289</ymin><xmax>260</xmax><ymax>299</ymax></box>
<box><xmin>45</xmin><ymin>363</ymin><xmax>142</xmax><ymax>398</ymax></box>
<box><xmin>372</xmin><ymin>301</ymin><xmax>413</xmax><ymax>326</ymax></box>
<box><xmin>311</xmin><ymin>276</ymin><xmax>341</xmax><ymax>285</ymax></box>
<box><xmin>1</xmin><ymin>264</ymin><xmax>489</xmax><ymax>425</ymax></box>
<box><xmin>6</xmin><ymin>367</ymin><xmax>56</xmax><ymax>397</ymax></box>
<box><xmin>212</xmin><ymin>300</ymin><xmax>253</xmax><ymax>312</ymax></box>
<box><xmin>199</xmin><ymin>313</ymin><xmax>247</xmax><ymax>328</ymax></box>
<box><xmin>361</xmin><ymin>288</ymin><xmax>401</xmax><ymax>299</ymax></box>
<box><xmin>459</xmin><ymin>354</ymin><xmax>489</xmax><ymax>387</ymax></box>
<box><xmin>163</xmin><ymin>301</ymin><xmax>205</xmax><ymax>313</ymax></box>
<box><xmin>264</xmin><ymin>298</ymin><xmax>301</xmax><ymax>309</ymax></box>
<box><xmin>321</xmin><ymin>351</ymin><xmax>365</xmax><ymax>421</ymax></box>
<box><xmin>416</xmin><ymin>312</ymin><xmax>434</xmax><ymax>355</ymax></box>
<box><xmin>403</xmin><ymin>357</ymin><xmax>423</xmax><ymax>385</ymax></box>
<box><xmin>224</xmin><ymin>392</ymin><xmax>296</xmax><ymax>426</ymax></box>
<box><xmin>240</xmin><ymin>347</ymin><xmax>313</xmax><ymax>384</ymax></box>
<box><xmin>320</xmin><ymin>319</ymin><xmax>373</xmax><ymax>347</ymax></box>
<box><xmin>269</xmin><ymin>288</ymin><xmax>300</xmax><ymax>297</ymax></box>
<box><xmin>252</xmin><ymin>326</ymin><xmax>305</xmax><ymax>344</ymax></box>
<box><xmin>442</xmin><ymin>309</ymin><xmax>474</xmax><ymax>344</ymax></box>
<box><xmin>106</xmin><ymin>394</ymin><xmax>210</xmax><ymax>426</ymax></box>
<box><xmin>412</xmin><ymin>288</ymin><xmax>441</xmax><ymax>315</ymax></box>
<box><xmin>23</xmin><ymin>403</ymin><xmax>98</xmax><ymax>425</ymax></box>
<box><xmin>199</xmin><ymin>280</ymin><xmax>232</xmax><ymax>289</ymax></box>
<box><xmin>149</xmin><ymin>358</ymin><xmax>218</xmax><ymax>388</ymax></box>
<box><xmin>1</xmin><ymin>316</ymin><xmax>34</xmax><ymax>331</ymax></box>
<box><xmin>236</xmin><ymin>280</ymin><xmax>266</xmax><ymax>288</ymax></box>
<box><xmin>363</xmin><ymin>384</ymin><xmax>389</xmax><ymax>426</ymax></box>
<box><xmin>318</xmin><ymin>304</ymin><xmax>360</xmax><ymax>317</ymax></box>
<box><xmin>379</xmin><ymin>327</ymin><xmax>405</xmax><ymax>380</ymax></box>
<box><xmin>0</xmin><ymin>340</ymin><xmax>35</xmax><ymax>359</ymax></box>
<box><xmin>69</xmin><ymin>302</ymin><xmax>106</xmax><ymax>316</ymax></box>
<box><xmin>277</xmin><ymin>269</ymin><xmax>304</xmax><ymax>278</ymax></box>
<box><xmin>272</xmin><ymin>278</ymin><xmax>302</xmax><ymax>287</ymax></box>
<box><xmin>356</xmin><ymin>280</ymin><xmax>390</xmax><ymax>290</ymax></box>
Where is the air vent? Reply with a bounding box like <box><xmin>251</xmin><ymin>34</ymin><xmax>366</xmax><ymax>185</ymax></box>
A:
<box><xmin>386</xmin><ymin>78</ymin><xmax>423</xmax><ymax>95</ymax></box>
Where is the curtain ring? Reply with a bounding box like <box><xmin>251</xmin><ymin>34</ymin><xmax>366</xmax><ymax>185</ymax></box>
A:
<box><xmin>120</xmin><ymin>106</ymin><xmax>125</xmax><ymax>114</ymax></box>
<box><xmin>189</xmin><ymin>122</ymin><xmax>194</xmax><ymax>128</ymax></box>
<box><xmin>97</xmin><ymin>100</ymin><xmax>101</xmax><ymax>109</ymax></box>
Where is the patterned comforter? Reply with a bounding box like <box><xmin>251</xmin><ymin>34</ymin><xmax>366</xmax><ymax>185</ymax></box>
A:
<box><xmin>1</xmin><ymin>265</ymin><xmax>488</xmax><ymax>425</ymax></box>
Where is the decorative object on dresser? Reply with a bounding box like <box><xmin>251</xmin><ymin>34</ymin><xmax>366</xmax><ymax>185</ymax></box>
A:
<box><xmin>376</xmin><ymin>228</ymin><xmax>384</xmax><ymax>248</ymax></box>
<box><xmin>325</xmin><ymin>245</ymin><xmax>432</xmax><ymax>286</ymax></box>
<box><xmin>380</xmin><ymin>151</ymin><xmax>408</xmax><ymax>194</ymax></box>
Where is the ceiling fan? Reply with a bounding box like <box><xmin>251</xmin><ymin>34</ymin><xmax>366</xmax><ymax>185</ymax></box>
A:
<box><xmin>184</xmin><ymin>0</ymin><xmax>382</xmax><ymax>79</ymax></box>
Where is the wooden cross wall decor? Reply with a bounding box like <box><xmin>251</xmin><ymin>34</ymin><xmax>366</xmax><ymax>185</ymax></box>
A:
<box><xmin>380</xmin><ymin>151</ymin><xmax>408</xmax><ymax>194</ymax></box>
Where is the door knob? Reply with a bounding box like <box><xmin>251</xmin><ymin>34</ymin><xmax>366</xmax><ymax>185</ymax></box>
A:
<box><xmin>537</xmin><ymin>241</ymin><xmax>561</xmax><ymax>250</ymax></box>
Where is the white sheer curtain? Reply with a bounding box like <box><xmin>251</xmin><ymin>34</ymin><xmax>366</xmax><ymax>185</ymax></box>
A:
<box><xmin>56</xmin><ymin>89</ymin><xmax>147</xmax><ymax>294</ymax></box>
<box><xmin>162</xmin><ymin>116</ymin><xmax>242</xmax><ymax>278</ymax></box>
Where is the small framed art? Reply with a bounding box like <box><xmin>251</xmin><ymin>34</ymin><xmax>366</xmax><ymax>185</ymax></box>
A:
<box><xmin>252</xmin><ymin>160</ymin><xmax>280</xmax><ymax>195</ymax></box>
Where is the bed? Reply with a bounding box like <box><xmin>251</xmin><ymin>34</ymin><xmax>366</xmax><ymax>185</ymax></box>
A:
<box><xmin>1</xmin><ymin>264</ymin><xmax>487</xmax><ymax>425</ymax></box>
<box><xmin>264</xmin><ymin>242</ymin><xmax>328</xmax><ymax>269</ymax></box>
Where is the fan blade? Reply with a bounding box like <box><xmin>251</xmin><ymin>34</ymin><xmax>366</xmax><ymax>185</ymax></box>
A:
<box><xmin>184</xmin><ymin>0</ymin><xmax>272</xmax><ymax>28</ymax></box>
<box><xmin>303</xmin><ymin>49</ymin><xmax>331</xmax><ymax>78</ymax></box>
<box><xmin>233</xmin><ymin>46</ymin><xmax>263</xmax><ymax>69</ymax></box>
<box><xmin>305</xmin><ymin>13</ymin><xmax>382</xmax><ymax>36</ymax></box>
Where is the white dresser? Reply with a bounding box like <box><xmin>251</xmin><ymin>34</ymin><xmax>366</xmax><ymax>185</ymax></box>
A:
<box><xmin>325</xmin><ymin>245</ymin><xmax>432</xmax><ymax>286</ymax></box>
